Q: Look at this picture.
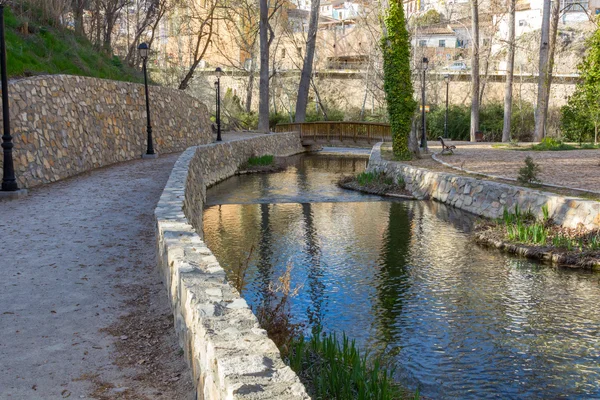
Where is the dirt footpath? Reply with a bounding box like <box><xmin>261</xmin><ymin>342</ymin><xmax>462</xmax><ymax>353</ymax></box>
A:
<box><xmin>0</xmin><ymin>153</ymin><xmax>194</xmax><ymax>399</ymax></box>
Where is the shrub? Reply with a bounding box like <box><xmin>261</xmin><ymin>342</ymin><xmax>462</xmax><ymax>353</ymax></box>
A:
<box><xmin>530</xmin><ymin>137</ymin><xmax>576</xmax><ymax>151</ymax></box>
<box><xmin>517</xmin><ymin>156</ymin><xmax>541</xmax><ymax>184</ymax></box>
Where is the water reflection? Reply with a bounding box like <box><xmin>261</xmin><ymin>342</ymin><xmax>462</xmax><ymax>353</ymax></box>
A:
<box><xmin>203</xmin><ymin>154</ymin><xmax>600</xmax><ymax>399</ymax></box>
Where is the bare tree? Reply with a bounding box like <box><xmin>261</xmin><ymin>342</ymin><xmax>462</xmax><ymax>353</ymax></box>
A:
<box><xmin>101</xmin><ymin>0</ymin><xmax>130</xmax><ymax>53</ymax></box>
<box><xmin>178</xmin><ymin>0</ymin><xmax>218</xmax><ymax>90</ymax></box>
<box><xmin>123</xmin><ymin>0</ymin><xmax>170</xmax><ymax>66</ymax></box>
<box><xmin>294</xmin><ymin>0</ymin><xmax>320</xmax><ymax>122</ymax></box>
<box><xmin>502</xmin><ymin>0</ymin><xmax>516</xmax><ymax>142</ymax></box>
<box><xmin>469</xmin><ymin>0</ymin><xmax>479</xmax><ymax>142</ymax></box>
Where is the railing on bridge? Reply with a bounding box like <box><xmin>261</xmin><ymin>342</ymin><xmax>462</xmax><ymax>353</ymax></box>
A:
<box><xmin>274</xmin><ymin>121</ymin><xmax>392</xmax><ymax>144</ymax></box>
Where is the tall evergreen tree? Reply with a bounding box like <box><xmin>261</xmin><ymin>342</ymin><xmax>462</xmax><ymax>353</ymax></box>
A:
<box><xmin>381</xmin><ymin>0</ymin><xmax>416</xmax><ymax>160</ymax></box>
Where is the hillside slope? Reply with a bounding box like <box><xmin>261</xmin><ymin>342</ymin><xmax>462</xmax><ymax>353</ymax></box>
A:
<box><xmin>4</xmin><ymin>4</ymin><xmax>142</xmax><ymax>82</ymax></box>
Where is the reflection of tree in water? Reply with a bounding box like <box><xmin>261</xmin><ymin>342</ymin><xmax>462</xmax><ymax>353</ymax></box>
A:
<box><xmin>255</xmin><ymin>203</ymin><xmax>274</xmax><ymax>302</ymax></box>
<box><xmin>373</xmin><ymin>202</ymin><xmax>413</xmax><ymax>350</ymax></box>
<box><xmin>301</xmin><ymin>202</ymin><xmax>327</xmax><ymax>331</ymax></box>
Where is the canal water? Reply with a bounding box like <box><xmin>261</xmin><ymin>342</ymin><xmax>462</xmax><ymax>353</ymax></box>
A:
<box><xmin>203</xmin><ymin>153</ymin><xmax>600</xmax><ymax>399</ymax></box>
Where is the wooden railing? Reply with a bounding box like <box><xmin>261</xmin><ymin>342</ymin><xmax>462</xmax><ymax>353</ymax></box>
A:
<box><xmin>274</xmin><ymin>121</ymin><xmax>392</xmax><ymax>144</ymax></box>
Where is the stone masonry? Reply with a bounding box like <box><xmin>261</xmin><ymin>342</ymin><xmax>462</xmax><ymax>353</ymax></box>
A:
<box><xmin>368</xmin><ymin>143</ymin><xmax>600</xmax><ymax>230</ymax></box>
<box><xmin>155</xmin><ymin>132</ymin><xmax>309</xmax><ymax>400</ymax></box>
<box><xmin>0</xmin><ymin>75</ymin><xmax>212</xmax><ymax>188</ymax></box>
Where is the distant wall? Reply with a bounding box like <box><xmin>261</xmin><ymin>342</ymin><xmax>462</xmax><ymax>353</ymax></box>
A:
<box><xmin>1</xmin><ymin>75</ymin><xmax>212</xmax><ymax>188</ymax></box>
<box><xmin>155</xmin><ymin>133</ymin><xmax>309</xmax><ymax>399</ymax></box>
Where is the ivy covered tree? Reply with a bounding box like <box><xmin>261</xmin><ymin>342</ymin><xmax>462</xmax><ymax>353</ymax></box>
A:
<box><xmin>381</xmin><ymin>0</ymin><xmax>416</xmax><ymax>159</ymax></box>
<box><xmin>562</xmin><ymin>20</ymin><xmax>600</xmax><ymax>144</ymax></box>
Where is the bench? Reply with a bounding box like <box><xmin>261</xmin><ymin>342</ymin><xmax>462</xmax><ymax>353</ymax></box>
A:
<box><xmin>438</xmin><ymin>136</ymin><xmax>456</xmax><ymax>155</ymax></box>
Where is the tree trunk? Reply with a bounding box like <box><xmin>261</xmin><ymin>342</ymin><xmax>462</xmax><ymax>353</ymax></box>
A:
<box><xmin>258</xmin><ymin>0</ymin><xmax>270</xmax><ymax>132</ymax></box>
<box><xmin>502</xmin><ymin>0</ymin><xmax>516</xmax><ymax>142</ymax></box>
<box><xmin>408</xmin><ymin>114</ymin><xmax>420</xmax><ymax>157</ymax></box>
<box><xmin>245</xmin><ymin>55</ymin><xmax>256</xmax><ymax>113</ymax></box>
<box><xmin>541</xmin><ymin>0</ymin><xmax>560</xmax><ymax>137</ymax></box>
<box><xmin>533</xmin><ymin>0</ymin><xmax>552</xmax><ymax>141</ymax></box>
<box><xmin>294</xmin><ymin>0</ymin><xmax>321</xmax><ymax>122</ymax></box>
<box><xmin>470</xmin><ymin>0</ymin><xmax>480</xmax><ymax>142</ymax></box>
<box><xmin>72</xmin><ymin>0</ymin><xmax>85</xmax><ymax>36</ymax></box>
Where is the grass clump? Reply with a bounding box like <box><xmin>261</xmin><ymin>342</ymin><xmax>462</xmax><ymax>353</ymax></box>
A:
<box><xmin>247</xmin><ymin>155</ymin><xmax>275</xmax><ymax>167</ymax></box>
<box><xmin>517</xmin><ymin>156</ymin><xmax>541</xmax><ymax>185</ymax></box>
<box><xmin>356</xmin><ymin>171</ymin><xmax>392</xmax><ymax>186</ymax></box>
<box><xmin>288</xmin><ymin>331</ymin><xmax>410</xmax><ymax>400</ymax></box>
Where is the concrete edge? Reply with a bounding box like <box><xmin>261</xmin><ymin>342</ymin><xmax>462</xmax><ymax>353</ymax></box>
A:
<box><xmin>368</xmin><ymin>143</ymin><xmax>600</xmax><ymax>230</ymax></box>
<box><xmin>431</xmin><ymin>152</ymin><xmax>600</xmax><ymax>196</ymax></box>
<box><xmin>154</xmin><ymin>132</ymin><xmax>310</xmax><ymax>400</ymax></box>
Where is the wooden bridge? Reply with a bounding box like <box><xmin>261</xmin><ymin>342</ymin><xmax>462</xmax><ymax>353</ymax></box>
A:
<box><xmin>274</xmin><ymin>121</ymin><xmax>392</xmax><ymax>146</ymax></box>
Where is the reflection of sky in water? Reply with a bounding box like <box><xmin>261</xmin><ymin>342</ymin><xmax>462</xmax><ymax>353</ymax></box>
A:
<box><xmin>203</xmin><ymin>154</ymin><xmax>600</xmax><ymax>399</ymax></box>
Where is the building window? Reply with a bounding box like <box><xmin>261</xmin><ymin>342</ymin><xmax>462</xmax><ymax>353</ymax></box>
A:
<box><xmin>456</xmin><ymin>39</ymin><xmax>464</xmax><ymax>48</ymax></box>
<box><xmin>281</xmin><ymin>48</ymin><xmax>286</xmax><ymax>58</ymax></box>
<box><xmin>519</xmin><ymin>20</ymin><xmax>526</xmax><ymax>26</ymax></box>
<box><xmin>561</xmin><ymin>0</ymin><xmax>588</xmax><ymax>12</ymax></box>
<box><xmin>419</xmin><ymin>40</ymin><xmax>427</xmax><ymax>47</ymax></box>
<box><xmin>439</xmin><ymin>39</ymin><xmax>446</xmax><ymax>48</ymax></box>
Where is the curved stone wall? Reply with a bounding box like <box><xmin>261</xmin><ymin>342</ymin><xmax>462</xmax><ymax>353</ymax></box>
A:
<box><xmin>368</xmin><ymin>143</ymin><xmax>600</xmax><ymax>230</ymax></box>
<box><xmin>1</xmin><ymin>75</ymin><xmax>212</xmax><ymax>188</ymax></box>
<box><xmin>155</xmin><ymin>133</ymin><xmax>309</xmax><ymax>400</ymax></box>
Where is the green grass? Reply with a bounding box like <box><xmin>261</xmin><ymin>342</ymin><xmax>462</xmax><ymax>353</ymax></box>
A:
<box><xmin>247</xmin><ymin>155</ymin><xmax>275</xmax><ymax>166</ymax></box>
<box><xmin>356</xmin><ymin>171</ymin><xmax>394</xmax><ymax>186</ymax></box>
<box><xmin>288</xmin><ymin>331</ymin><xmax>414</xmax><ymax>400</ymax></box>
<box><xmin>4</xmin><ymin>5</ymin><xmax>142</xmax><ymax>82</ymax></box>
<box><xmin>492</xmin><ymin>140</ymin><xmax>600</xmax><ymax>151</ymax></box>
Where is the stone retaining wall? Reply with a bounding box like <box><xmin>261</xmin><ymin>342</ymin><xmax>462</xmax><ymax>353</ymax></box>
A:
<box><xmin>368</xmin><ymin>143</ymin><xmax>600</xmax><ymax>230</ymax></box>
<box><xmin>155</xmin><ymin>133</ymin><xmax>309</xmax><ymax>400</ymax></box>
<box><xmin>1</xmin><ymin>75</ymin><xmax>212</xmax><ymax>188</ymax></box>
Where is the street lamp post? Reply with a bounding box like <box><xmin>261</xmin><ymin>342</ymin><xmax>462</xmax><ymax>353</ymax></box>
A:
<box><xmin>0</xmin><ymin>3</ymin><xmax>26</xmax><ymax>199</ymax></box>
<box><xmin>444</xmin><ymin>74</ymin><xmax>450</xmax><ymax>139</ymax></box>
<box><xmin>138</xmin><ymin>42</ymin><xmax>156</xmax><ymax>158</ymax></box>
<box><xmin>420</xmin><ymin>57</ymin><xmax>428</xmax><ymax>151</ymax></box>
<box><xmin>0</xmin><ymin>4</ymin><xmax>16</xmax><ymax>192</ymax></box>
<box><xmin>214</xmin><ymin>67</ymin><xmax>222</xmax><ymax>142</ymax></box>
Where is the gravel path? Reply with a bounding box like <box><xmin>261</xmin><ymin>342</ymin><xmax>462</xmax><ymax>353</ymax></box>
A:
<box><xmin>0</xmin><ymin>153</ymin><xmax>194</xmax><ymax>399</ymax></box>
<box><xmin>429</xmin><ymin>142</ymin><xmax>600</xmax><ymax>192</ymax></box>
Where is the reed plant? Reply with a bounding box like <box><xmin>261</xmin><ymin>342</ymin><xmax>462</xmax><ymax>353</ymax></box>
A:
<box><xmin>288</xmin><ymin>330</ymin><xmax>411</xmax><ymax>400</ymax></box>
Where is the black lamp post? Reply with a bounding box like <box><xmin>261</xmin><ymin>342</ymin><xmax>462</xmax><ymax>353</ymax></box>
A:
<box><xmin>444</xmin><ymin>74</ymin><xmax>450</xmax><ymax>139</ymax></box>
<box><xmin>0</xmin><ymin>3</ymin><xmax>19</xmax><ymax>194</ymax></box>
<box><xmin>138</xmin><ymin>42</ymin><xmax>156</xmax><ymax>158</ymax></box>
<box><xmin>420</xmin><ymin>57</ymin><xmax>428</xmax><ymax>150</ymax></box>
<box><xmin>214</xmin><ymin>67</ymin><xmax>222</xmax><ymax>142</ymax></box>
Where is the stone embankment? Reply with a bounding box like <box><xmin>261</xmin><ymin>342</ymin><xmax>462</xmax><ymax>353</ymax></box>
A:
<box><xmin>1</xmin><ymin>75</ymin><xmax>211</xmax><ymax>188</ymax></box>
<box><xmin>367</xmin><ymin>143</ymin><xmax>600</xmax><ymax>230</ymax></box>
<box><xmin>155</xmin><ymin>132</ymin><xmax>309</xmax><ymax>400</ymax></box>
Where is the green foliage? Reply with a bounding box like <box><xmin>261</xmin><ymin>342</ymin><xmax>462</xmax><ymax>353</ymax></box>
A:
<box><xmin>382</xmin><ymin>0</ymin><xmax>416</xmax><ymax>159</ymax></box>
<box><xmin>270</xmin><ymin>112</ymin><xmax>291</xmax><ymax>129</ymax></box>
<box><xmin>247</xmin><ymin>155</ymin><xmax>274</xmax><ymax>166</ymax></box>
<box><xmin>530</xmin><ymin>137</ymin><xmax>576</xmax><ymax>151</ymax></box>
<box><xmin>288</xmin><ymin>331</ymin><xmax>406</xmax><ymax>400</ymax></box>
<box><xmin>412</xmin><ymin>9</ymin><xmax>441</xmax><ymax>26</ymax></box>
<box><xmin>4</xmin><ymin>6</ymin><xmax>142</xmax><ymax>82</ymax></box>
<box><xmin>426</xmin><ymin>102</ymin><xmax>536</xmax><ymax>141</ymax></box>
<box><xmin>561</xmin><ymin>18</ymin><xmax>600</xmax><ymax>144</ymax></box>
<box><xmin>517</xmin><ymin>156</ymin><xmax>541</xmax><ymax>184</ymax></box>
